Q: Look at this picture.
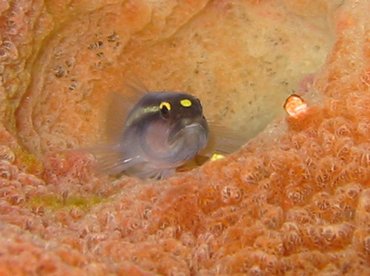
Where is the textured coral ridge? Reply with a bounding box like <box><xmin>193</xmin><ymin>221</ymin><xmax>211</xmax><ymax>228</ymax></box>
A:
<box><xmin>0</xmin><ymin>0</ymin><xmax>370</xmax><ymax>275</ymax></box>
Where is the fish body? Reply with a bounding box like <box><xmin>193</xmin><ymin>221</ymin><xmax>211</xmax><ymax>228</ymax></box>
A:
<box><xmin>94</xmin><ymin>91</ymin><xmax>209</xmax><ymax>179</ymax></box>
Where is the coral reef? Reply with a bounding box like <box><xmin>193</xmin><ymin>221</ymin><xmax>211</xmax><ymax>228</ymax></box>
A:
<box><xmin>0</xmin><ymin>0</ymin><xmax>369</xmax><ymax>275</ymax></box>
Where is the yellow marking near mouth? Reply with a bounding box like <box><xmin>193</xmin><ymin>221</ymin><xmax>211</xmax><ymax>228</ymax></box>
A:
<box><xmin>210</xmin><ymin>153</ymin><xmax>225</xmax><ymax>161</ymax></box>
<box><xmin>180</xmin><ymin>99</ymin><xmax>192</xmax><ymax>107</ymax></box>
<box><xmin>160</xmin><ymin>101</ymin><xmax>171</xmax><ymax>110</ymax></box>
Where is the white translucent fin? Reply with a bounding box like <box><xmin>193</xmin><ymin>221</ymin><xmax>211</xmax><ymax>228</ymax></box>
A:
<box><xmin>203</xmin><ymin>123</ymin><xmax>248</xmax><ymax>155</ymax></box>
<box><xmin>105</xmin><ymin>78</ymin><xmax>148</xmax><ymax>142</ymax></box>
<box><xmin>136</xmin><ymin>167</ymin><xmax>175</xmax><ymax>180</ymax></box>
<box><xmin>89</xmin><ymin>144</ymin><xmax>142</xmax><ymax>176</ymax></box>
<box><xmin>125</xmin><ymin>75</ymin><xmax>149</xmax><ymax>95</ymax></box>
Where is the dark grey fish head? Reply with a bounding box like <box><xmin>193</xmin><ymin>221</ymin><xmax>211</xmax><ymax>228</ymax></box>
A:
<box><xmin>123</xmin><ymin>92</ymin><xmax>209</xmax><ymax>166</ymax></box>
<box><xmin>163</xmin><ymin>93</ymin><xmax>208</xmax><ymax>146</ymax></box>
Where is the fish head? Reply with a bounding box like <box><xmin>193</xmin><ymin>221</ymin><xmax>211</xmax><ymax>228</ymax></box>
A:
<box><xmin>157</xmin><ymin>93</ymin><xmax>208</xmax><ymax>147</ymax></box>
<box><xmin>127</xmin><ymin>92</ymin><xmax>209</xmax><ymax>163</ymax></box>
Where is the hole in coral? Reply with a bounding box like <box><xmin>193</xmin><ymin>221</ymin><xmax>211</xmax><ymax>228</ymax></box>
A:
<box><xmin>13</xmin><ymin>1</ymin><xmax>334</xmax><ymax>179</ymax></box>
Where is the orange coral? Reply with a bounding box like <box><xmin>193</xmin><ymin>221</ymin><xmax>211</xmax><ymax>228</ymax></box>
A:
<box><xmin>0</xmin><ymin>0</ymin><xmax>369</xmax><ymax>275</ymax></box>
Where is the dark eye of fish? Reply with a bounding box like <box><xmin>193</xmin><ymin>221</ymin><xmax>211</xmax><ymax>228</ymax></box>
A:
<box><xmin>159</xmin><ymin>101</ymin><xmax>171</xmax><ymax>119</ymax></box>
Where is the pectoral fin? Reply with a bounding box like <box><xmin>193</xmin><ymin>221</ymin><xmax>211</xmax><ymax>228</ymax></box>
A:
<box><xmin>202</xmin><ymin>123</ymin><xmax>248</xmax><ymax>155</ymax></box>
<box><xmin>89</xmin><ymin>144</ymin><xmax>142</xmax><ymax>176</ymax></box>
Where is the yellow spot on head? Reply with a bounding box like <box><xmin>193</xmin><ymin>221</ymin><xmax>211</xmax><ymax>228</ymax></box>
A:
<box><xmin>160</xmin><ymin>101</ymin><xmax>171</xmax><ymax>111</ymax></box>
<box><xmin>180</xmin><ymin>99</ymin><xmax>192</xmax><ymax>107</ymax></box>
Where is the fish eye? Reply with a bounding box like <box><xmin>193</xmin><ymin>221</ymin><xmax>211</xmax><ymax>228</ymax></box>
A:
<box><xmin>159</xmin><ymin>101</ymin><xmax>171</xmax><ymax>119</ymax></box>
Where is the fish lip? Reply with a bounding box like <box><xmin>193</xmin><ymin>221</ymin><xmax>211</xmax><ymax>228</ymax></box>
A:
<box><xmin>168</xmin><ymin>119</ymin><xmax>209</xmax><ymax>146</ymax></box>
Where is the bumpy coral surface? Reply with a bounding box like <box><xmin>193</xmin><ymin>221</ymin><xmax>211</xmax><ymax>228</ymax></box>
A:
<box><xmin>0</xmin><ymin>0</ymin><xmax>369</xmax><ymax>275</ymax></box>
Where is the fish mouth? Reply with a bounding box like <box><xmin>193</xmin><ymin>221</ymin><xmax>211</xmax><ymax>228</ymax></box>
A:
<box><xmin>168</xmin><ymin>118</ymin><xmax>209</xmax><ymax>148</ymax></box>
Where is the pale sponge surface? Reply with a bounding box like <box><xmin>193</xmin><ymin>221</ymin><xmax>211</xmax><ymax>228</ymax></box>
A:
<box><xmin>13</xmin><ymin>0</ymin><xmax>333</xmax><ymax>155</ymax></box>
<box><xmin>0</xmin><ymin>0</ymin><xmax>369</xmax><ymax>274</ymax></box>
